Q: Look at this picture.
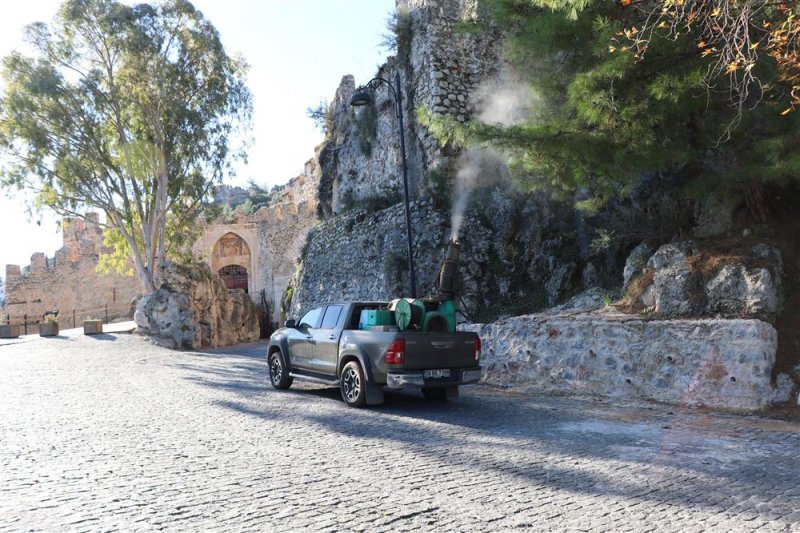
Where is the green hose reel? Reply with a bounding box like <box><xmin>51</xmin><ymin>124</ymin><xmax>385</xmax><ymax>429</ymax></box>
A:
<box><xmin>389</xmin><ymin>298</ymin><xmax>425</xmax><ymax>330</ymax></box>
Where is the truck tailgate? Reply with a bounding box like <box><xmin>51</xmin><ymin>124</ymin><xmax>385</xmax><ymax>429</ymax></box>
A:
<box><xmin>402</xmin><ymin>331</ymin><xmax>478</xmax><ymax>369</ymax></box>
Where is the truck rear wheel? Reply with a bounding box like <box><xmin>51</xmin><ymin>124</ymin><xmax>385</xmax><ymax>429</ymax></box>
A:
<box><xmin>340</xmin><ymin>361</ymin><xmax>367</xmax><ymax>407</ymax></box>
<box><xmin>268</xmin><ymin>351</ymin><xmax>293</xmax><ymax>390</ymax></box>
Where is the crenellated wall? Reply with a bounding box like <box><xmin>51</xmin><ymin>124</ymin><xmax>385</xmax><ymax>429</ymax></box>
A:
<box><xmin>193</xmin><ymin>158</ymin><xmax>321</xmax><ymax>327</ymax></box>
<box><xmin>3</xmin><ymin>213</ymin><xmax>140</xmax><ymax>322</ymax></box>
<box><xmin>4</xmin><ymin>155</ymin><xmax>321</xmax><ymax>328</ymax></box>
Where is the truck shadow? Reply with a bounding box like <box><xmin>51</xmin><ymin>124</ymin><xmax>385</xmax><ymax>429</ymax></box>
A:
<box><xmin>181</xmin><ymin>342</ymin><xmax>800</xmax><ymax>526</ymax></box>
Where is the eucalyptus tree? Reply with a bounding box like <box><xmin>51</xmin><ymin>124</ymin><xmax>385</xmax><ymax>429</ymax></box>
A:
<box><xmin>0</xmin><ymin>0</ymin><xmax>252</xmax><ymax>293</ymax></box>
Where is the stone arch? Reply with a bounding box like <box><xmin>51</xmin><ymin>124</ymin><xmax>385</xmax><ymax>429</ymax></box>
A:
<box><xmin>212</xmin><ymin>232</ymin><xmax>252</xmax><ymax>292</ymax></box>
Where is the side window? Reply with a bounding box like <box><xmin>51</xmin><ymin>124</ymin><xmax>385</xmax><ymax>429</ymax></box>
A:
<box><xmin>320</xmin><ymin>305</ymin><xmax>343</xmax><ymax>329</ymax></box>
<box><xmin>299</xmin><ymin>307</ymin><xmax>323</xmax><ymax>329</ymax></box>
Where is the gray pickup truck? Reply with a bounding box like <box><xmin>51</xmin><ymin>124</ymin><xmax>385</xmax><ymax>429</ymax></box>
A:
<box><xmin>267</xmin><ymin>301</ymin><xmax>482</xmax><ymax>407</ymax></box>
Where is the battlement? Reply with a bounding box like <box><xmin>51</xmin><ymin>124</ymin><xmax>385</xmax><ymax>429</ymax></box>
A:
<box><xmin>3</xmin><ymin>212</ymin><xmax>138</xmax><ymax>316</ymax></box>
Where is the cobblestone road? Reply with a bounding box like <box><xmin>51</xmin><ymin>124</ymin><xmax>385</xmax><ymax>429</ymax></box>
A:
<box><xmin>1</xmin><ymin>330</ymin><xmax>798</xmax><ymax>532</ymax></box>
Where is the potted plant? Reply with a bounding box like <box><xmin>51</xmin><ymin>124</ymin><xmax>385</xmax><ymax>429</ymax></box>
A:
<box><xmin>39</xmin><ymin>314</ymin><xmax>59</xmax><ymax>337</ymax></box>
<box><xmin>83</xmin><ymin>317</ymin><xmax>103</xmax><ymax>335</ymax></box>
<box><xmin>0</xmin><ymin>314</ymin><xmax>19</xmax><ymax>338</ymax></box>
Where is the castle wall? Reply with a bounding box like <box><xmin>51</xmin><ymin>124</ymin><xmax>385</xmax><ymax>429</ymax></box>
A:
<box><xmin>4</xmin><ymin>215</ymin><xmax>140</xmax><ymax>324</ymax></box>
<box><xmin>194</xmin><ymin>159</ymin><xmax>321</xmax><ymax>327</ymax></box>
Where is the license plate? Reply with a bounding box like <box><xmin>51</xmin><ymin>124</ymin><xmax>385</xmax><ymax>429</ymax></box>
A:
<box><xmin>424</xmin><ymin>369</ymin><xmax>451</xmax><ymax>379</ymax></box>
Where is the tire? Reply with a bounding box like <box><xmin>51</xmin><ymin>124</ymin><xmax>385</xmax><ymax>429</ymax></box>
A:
<box><xmin>340</xmin><ymin>361</ymin><xmax>367</xmax><ymax>407</ymax></box>
<box><xmin>268</xmin><ymin>351</ymin><xmax>293</xmax><ymax>390</ymax></box>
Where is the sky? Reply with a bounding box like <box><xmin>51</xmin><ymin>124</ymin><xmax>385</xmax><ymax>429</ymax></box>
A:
<box><xmin>0</xmin><ymin>0</ymin><xmax>395</xmax><ymax>272</ymax></box>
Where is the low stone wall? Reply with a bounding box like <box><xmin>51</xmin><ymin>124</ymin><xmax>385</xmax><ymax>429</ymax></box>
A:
<box><xmin>462</xmin><ymin>312</ymin><xmax>791</xmax><ymax>411</ymax></box>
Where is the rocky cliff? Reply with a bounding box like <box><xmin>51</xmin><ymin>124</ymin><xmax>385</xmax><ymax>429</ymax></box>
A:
<box><xmin>316</xmin><ymin>0</ymin><xmax>504</xmax><ymax>217</ymax></box>
<box><xmin>287</xmin><ymin>0</ymin><xmax>798</xmax><ymax>411</ymax></box>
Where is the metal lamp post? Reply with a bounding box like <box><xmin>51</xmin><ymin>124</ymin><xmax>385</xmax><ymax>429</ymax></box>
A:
<box><xmin>350</xmin><ymin>72</ymin><xmax>417</xmax><ymax>298</ymax></box>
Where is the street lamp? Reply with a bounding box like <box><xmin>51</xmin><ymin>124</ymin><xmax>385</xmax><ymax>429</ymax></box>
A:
<box><xmin>350</xmin><ymin>72</ymin><xmax>417</xmax><ymax>298</ymax></box>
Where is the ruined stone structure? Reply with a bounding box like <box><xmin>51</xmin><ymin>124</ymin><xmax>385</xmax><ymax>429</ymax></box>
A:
<box><xmin>3</xmin><ymin>158</ymin><xmax>320</xmax><ymax>329</ymax></box>
<box><xmin>193</xmin><ymin>160</ymin><xmax>320</xmax><ymax>327</ymax></box>
<box><xmin>3</xmin><ymin>213</ymin><xmax>140</xmax><ymax>323</ymax></box>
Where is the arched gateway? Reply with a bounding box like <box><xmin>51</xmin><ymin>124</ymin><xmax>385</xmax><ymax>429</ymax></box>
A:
<box><xmin>212</xmin><ymin>232</ymin><xmax>251</xmax><ymax>293</ymax></box>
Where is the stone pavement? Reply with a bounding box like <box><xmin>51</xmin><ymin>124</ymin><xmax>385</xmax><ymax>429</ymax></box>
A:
<box><xmin>1</xmin><ymin>330</ymin><xmax>798</xmax><ymax>532</ymax></box>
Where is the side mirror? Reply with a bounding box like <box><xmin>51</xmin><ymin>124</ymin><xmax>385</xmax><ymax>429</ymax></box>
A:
<box><xmin>284</xmin><ymin>319</ymin><xmax>296</xmax><ymax>329</ymax></box>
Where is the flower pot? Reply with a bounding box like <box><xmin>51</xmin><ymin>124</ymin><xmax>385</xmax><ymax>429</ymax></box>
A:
<box><xmin>0</xmin><ymin>324</ymin><xmax>20</xmax><ymax>338</ymax></box>
<box><xmin>83</xmin><ymin>320</ymin><xmax>103</xmax><ymax>335</ymax></box>
<box><xmin>39</xmin><ymin>322</ymin><xmax>59</xmax><ymax>337</ymax></box>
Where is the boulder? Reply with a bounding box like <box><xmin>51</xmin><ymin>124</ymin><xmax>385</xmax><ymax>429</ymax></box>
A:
<box><xmin>624</xmin><ymin>241</ymin><xmax>783</xmax><ymax>320</ymax></box>
<box><xmin>705</xmin><ymin>264</ymin><xmax>780</xmax><ymax>318</ymax></box>
<box><xmin>135</xmin><ymin>262</ymin><xmax>260</xmax><ymax>349</ymax></box>
<box><xmin>623</xmin><ymin>241</ymin><xmax>653</xmax><ymax>290</ymax></box>
<box><xmin>645</xmin><ymin>242</ymin><xmax>702</xmax><ymax>316</ymax></box>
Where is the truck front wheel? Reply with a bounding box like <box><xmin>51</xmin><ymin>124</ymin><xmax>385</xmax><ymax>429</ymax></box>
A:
<box><xmin>268</xmin><ymin>351</ymin><xmax>293</xmax><ymax>390</ymax></box>
<box><xmin>340</xmin><ymin>361</ymin><xmax>367</xmax><ymax>407</ymax></box>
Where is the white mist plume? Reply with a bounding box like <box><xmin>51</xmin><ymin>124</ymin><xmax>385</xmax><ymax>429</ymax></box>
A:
<box><xmin>474</xmin><ymin>67</ymin><xmax>534</xmax><ymax>127</ymax></box>
<box><xmin>448</xmin><ymin>67</ymin><xmax>532</xmax><ymax>241</ymax></box>
<box><xmin>450</xmin><ymin>148</ymin><xmax>509</xmax><ymax>241</ymax></box>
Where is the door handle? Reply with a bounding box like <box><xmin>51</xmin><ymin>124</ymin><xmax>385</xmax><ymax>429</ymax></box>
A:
<box><xmin>305</xmin><ymin>335</ymin><xmax>313</xmax><ymax>340</ymax></box>
<box><xmin>328</xmin><ymin>334</ymin><xmax>336</xmax><ymax>340</ymax></box>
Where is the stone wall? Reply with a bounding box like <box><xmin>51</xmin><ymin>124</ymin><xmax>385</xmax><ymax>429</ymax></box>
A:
<box><xmin>3</xmin><ymin>214</ymin><xmax>140</xmax><ymax>322</ymax></box>
<box><xmin>194</xmin><ymin>159</ymin><xmax>320</xmax><ymax>327</ymax></box>
<box><xmin>462</xmin><ymin>309</ymin><xmax>791</xmax><ymax>411</ymax></box>
<box><xmin>4</xmin><ymin>154</ymin><xmax>320</xmax><ymax>329</ymax></box>
<box><xmin>290</xmin><ymin>193</ymin><xmax>588</xmax><ymax>320</ymax></box>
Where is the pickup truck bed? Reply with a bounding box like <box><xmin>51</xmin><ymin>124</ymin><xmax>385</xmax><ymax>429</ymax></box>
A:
<box><xmin>267</xmin><ymin>301</ymin><xmax>482</xmax><ymax>407</ymax></box>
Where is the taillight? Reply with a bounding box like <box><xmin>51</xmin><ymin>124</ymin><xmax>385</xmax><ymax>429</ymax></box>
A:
<box><xmin>474</xmin><ymin>337</ymin><xmax>481</xmax><ymax>361</ymax></box>
<box><xmin>385</xmin><ymin>338</ymin><xmax>405</xmax><ymax>365</ymax></box>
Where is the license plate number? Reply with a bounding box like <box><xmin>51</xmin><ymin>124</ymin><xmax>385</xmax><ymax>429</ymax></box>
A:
<box><xmin>424</xmin><ymin>369</ymin><xmax>451</xmax><ymax>379</ymax></box>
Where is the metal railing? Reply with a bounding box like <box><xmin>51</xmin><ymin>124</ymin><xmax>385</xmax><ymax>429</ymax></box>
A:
<box><xmin>0</xmin><ymin>303</ymin><xmax>133</xmax><ymax>334</ymax></box>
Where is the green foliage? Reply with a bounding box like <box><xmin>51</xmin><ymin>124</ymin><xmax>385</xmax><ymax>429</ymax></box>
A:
<box><xmin>98</xmin><ymin>208</ymin><xmax>202</xmax><ymax>276</ymax></box>
<box><xmin>455</xmin><ymin>20</ymin><xmax>488</xmax><ymax>34</ymax></box>
<box><xmin>456</xmin><ymin>0</ymin><xmax>800</xmax><ymax>209</ymax></box>
<box><xmin>589</xmin><ymin>228</ymin><xmax>615</xmax><ymax>256</ymax></box>
<box><xmin>416</xmin><ymin>106</ymin><xmax>470</xmax><ymax>149</ymax></box>
<box><xmin>0</xmin><ymin>0</ymin><xmax>253</xmax><ymax>292</ymax></box>
<box><xmin>381</xmin><ymin>7</ymin><xmax>413</xmax><ymax>63</ymax></box>
<box><xmin>244</xmin><ymin>180</ymin><xmax>273</xmax><ymax>212</ymax></box>
<box><xmin>306</xmin><ymin>99</ymin><xmax>333</xmax><ymax>138</ymax></box>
